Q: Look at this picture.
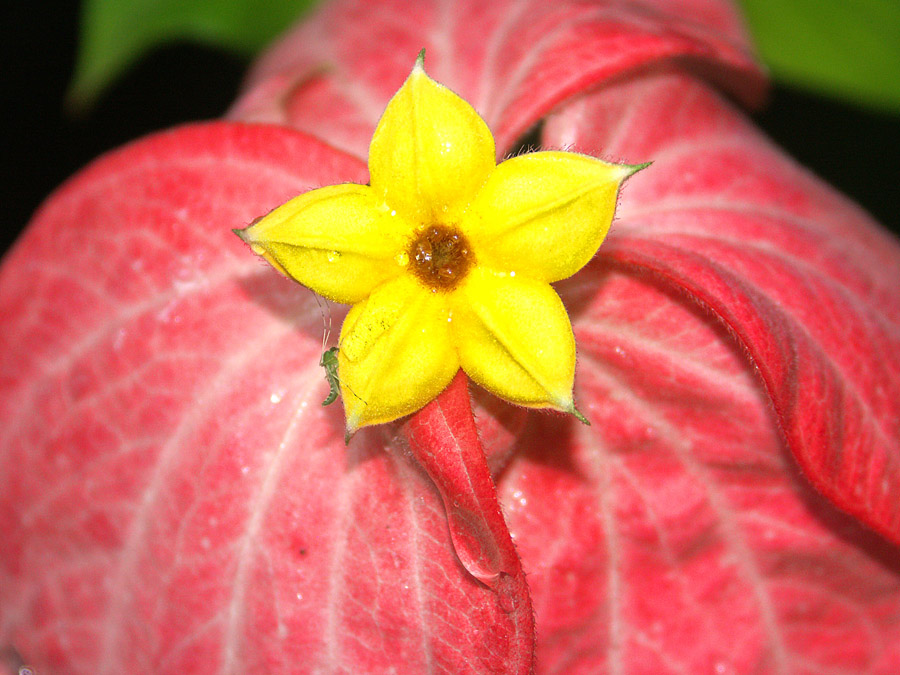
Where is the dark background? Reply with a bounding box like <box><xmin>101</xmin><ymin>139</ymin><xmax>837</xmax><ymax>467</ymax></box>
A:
<box><xmin>3</xmin><ymin>3</ymin><xmax>899</xmax><ymax>259</ymax></box>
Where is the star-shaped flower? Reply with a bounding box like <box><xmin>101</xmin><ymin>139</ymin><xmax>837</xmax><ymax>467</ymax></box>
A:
<box><xmin>235</xmin><ymin>53</ymin><xmax>645</xmax><ymax>437</ymax></box>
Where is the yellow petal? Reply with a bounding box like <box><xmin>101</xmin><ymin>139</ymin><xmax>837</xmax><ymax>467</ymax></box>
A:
<box><xmin>451</xmin><ymin>266</ymin><xmax>577</xmax><ymax>412</ymax></box>
<box><xmin>464</xmin><ymin>152</ymin><xmax>640</xmax><ymax>282</ymax></box>
<box><xmin>339</xmin><ymin>275</ymin><xmax>459</xmax><ymax>432</ymax></box>
<box><xmin>235</xmin><ymin>184</ymin><xmax>408</xmax><ymax>304</ymax></box>
<box><xmin>368</xmin><ymin>56</ymin><xmax>496</xmax><ymax>225</ymax></box>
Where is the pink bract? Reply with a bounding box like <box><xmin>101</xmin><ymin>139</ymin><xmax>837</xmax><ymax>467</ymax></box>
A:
<box><xmin>2</xmin><ymin>1</ymin><xmax>899</xmax><ymax>673</ymax></box>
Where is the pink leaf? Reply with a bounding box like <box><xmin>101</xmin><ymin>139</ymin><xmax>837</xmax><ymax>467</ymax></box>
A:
<box><xmin>503</xmin><ymin>69</ymin><xmax>900</xmax><ymax>672</ymax></box>
<box><xmin>0</xmin><ymin>124</ymin><xmax>532</xmax><ymax>673</ymax></box>
<box><xmin>544</xmin><ymin>70</ymin><xmax>900</xmax><ymax>544</ymax></box>
<box><xmin>230</xmin><ymin>0</ymin><xmax>765</xmax><ymax>159</ymax></box>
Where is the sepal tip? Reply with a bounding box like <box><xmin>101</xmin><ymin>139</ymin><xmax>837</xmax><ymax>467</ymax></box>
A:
<box><xmin>626</xmin><ymin>160</ymin><xmax>652</xmax><ymax>176</ymax></box>
<box><xmin>571</xmin><ymin>406</ymin><xmax>591</xmax><ymax>426</ymax></box>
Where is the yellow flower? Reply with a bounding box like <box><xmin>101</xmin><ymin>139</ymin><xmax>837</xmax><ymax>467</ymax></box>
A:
<box><xmin>235</xmin><ymin>54</ymin><xmax>645</xmax><ymax>437</ymax></box>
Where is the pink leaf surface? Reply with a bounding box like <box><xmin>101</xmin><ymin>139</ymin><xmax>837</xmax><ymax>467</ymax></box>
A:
<box><xmin>544</xmin><ymin>70</ymin><xmax>900</xmax><ymax>544</ymax></box>
<box><xmin>3</xmin><ymin>0</ymin><xmax>900</xmax><ymax>672</ymax></box>
<box><xmin>229</xmin><ymin>0</ymin><xmax>765</xmax><ymax>159</ymax></box>
<box><xmin>496</xmin><ymin>72</ymin><xmax>900</xmax><ymax>673</ymax></box>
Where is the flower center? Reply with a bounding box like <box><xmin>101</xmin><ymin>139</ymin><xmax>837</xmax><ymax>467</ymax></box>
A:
<box><xmin>408</xmin><ymin>224</ymin><xmax>474</xmax><ymax>291</ymax></box>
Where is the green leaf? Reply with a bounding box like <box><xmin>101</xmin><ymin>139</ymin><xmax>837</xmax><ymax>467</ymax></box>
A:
<box><xmin>737</xmin><ymin>0</ymin><xmax>900</xmax><ymax>113</ymax></box>
<box><xmin>68</xmin><ymin>0</ymin><xmax>321</xmax><ymax>110</ymax></box>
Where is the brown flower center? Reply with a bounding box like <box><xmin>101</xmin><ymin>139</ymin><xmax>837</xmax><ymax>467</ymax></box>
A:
<box><xmin>408</xmin><ymin>224</ymin><xmax>474</xmax><ymax>291</ymax></box>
